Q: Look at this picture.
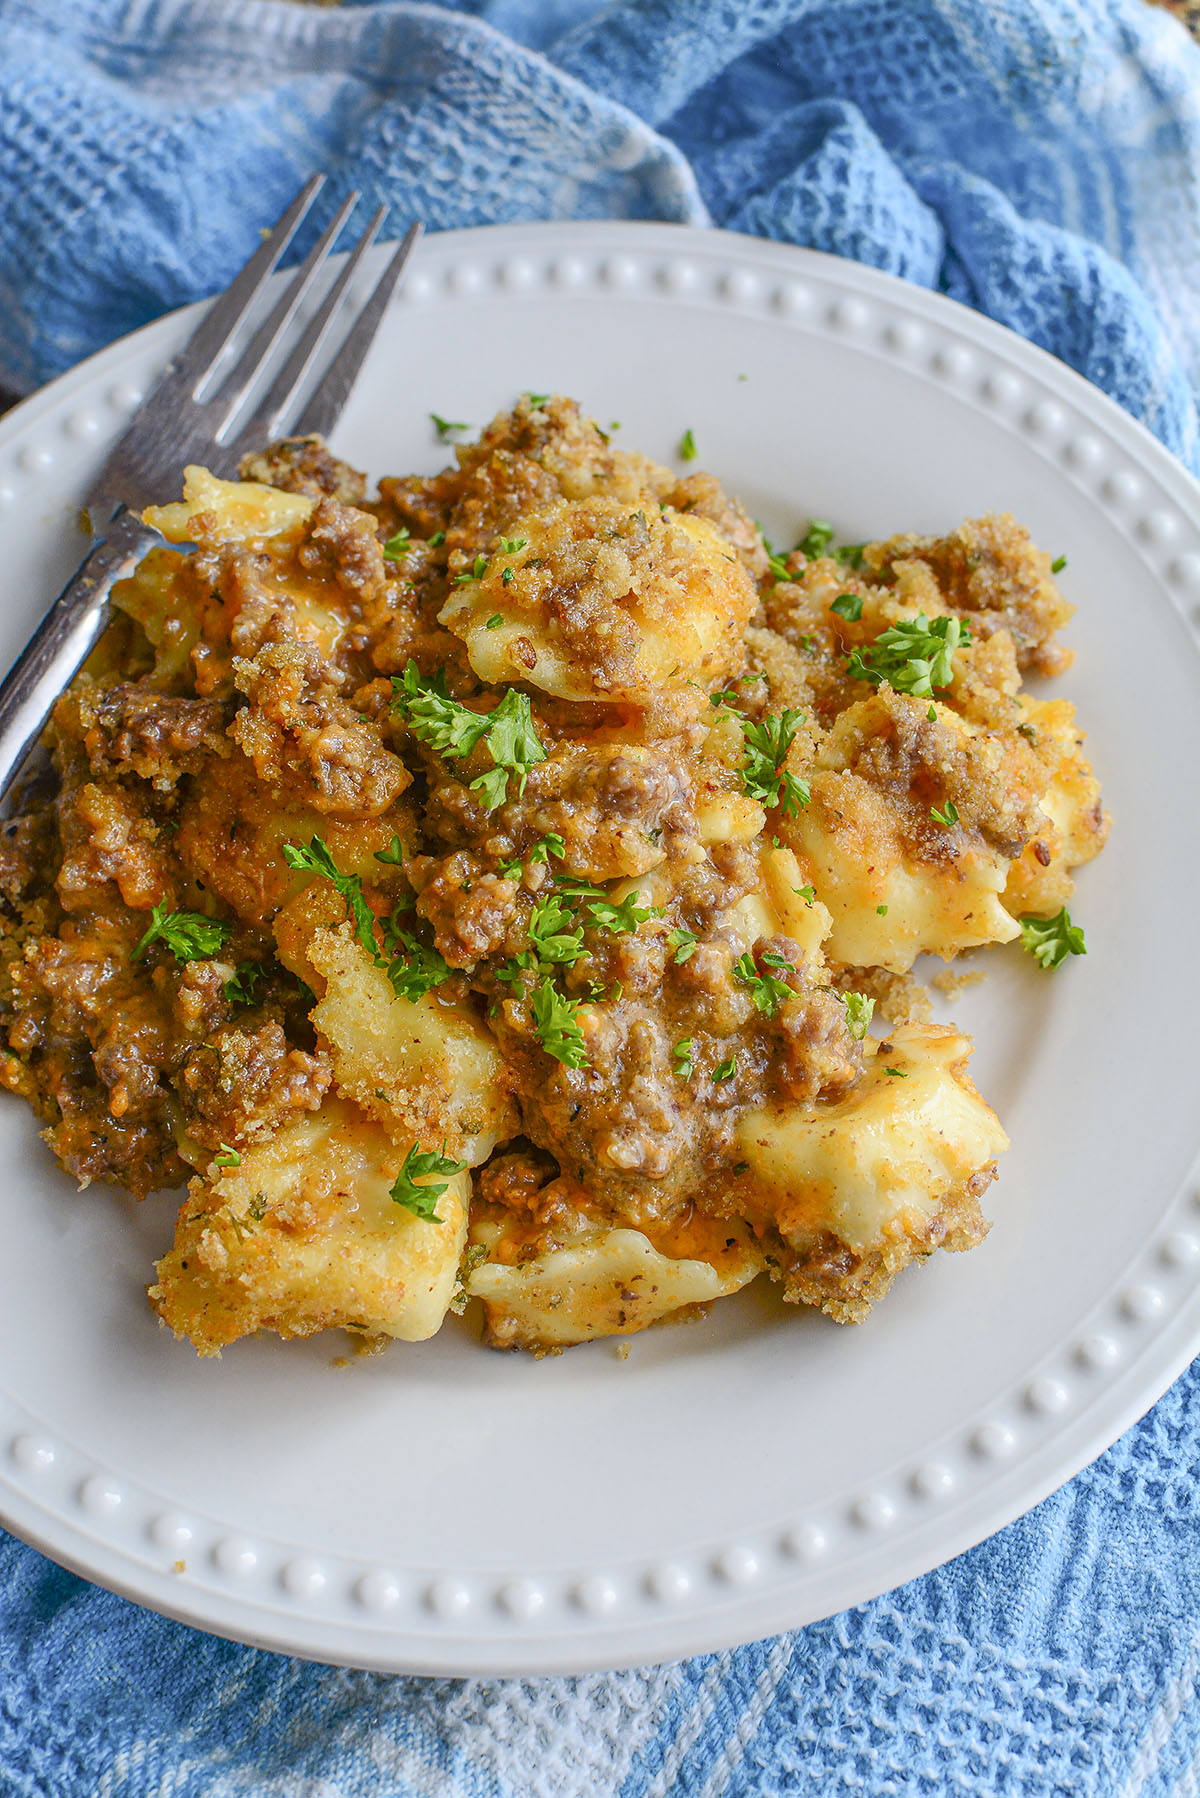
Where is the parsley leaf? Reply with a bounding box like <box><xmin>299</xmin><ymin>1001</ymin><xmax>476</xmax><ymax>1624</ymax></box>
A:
<box><xmin>382</xmin><ymin>527</ymin><xmax>411</xmax><ymax>561</ymax></box>
<box><xmin>214</xmin><ymin>1143</ymin><xmax>242</xmax><ymax>1168</ymax></box>
<box><xmin>528</xmin><ymin>833</ymin><xmax>565</xmax><ymax>865</ymax></box>
<box><xmin>428</xmin><ymin>530</ymin><xmax>446</xmax><ymax>547</ymax></box>
<box><xmin>431</xmin><ymin>414</ymin><xmax>468</xmax><ymax>441</ymax></box>
<box><xmin>486</xmin><ymin>614</ymin><xmax>503</xmax><ymax>629</ymax></box>
<box><xmin>712</xmin><ymin>1054</ymin><xmax>738</xmax><ymax>1082</ymax></box>
<box><xmin>797</xmin><ymin>520</ymin><xmax>834</xmax><ymax>559</ymax></box>
<box><xmin>465</xmin><ymin>688</ymin><xmax>546</xmax><ymax>811</ymax></box>
<box><xmin>283</xmin><ymin>837</ymin><xmax>382</xmax><ymax>965</ymax></box>
<box><xmin>1019</xmin><ymin>907</ymin><xmax>1087</xmax><ymax>970</ymax></box>
<box><xmin>668</xmin><ymin>926</ymin><xmax>698</xmax><ymax>964</ymax></box>
<box><xmin>527</xmin><ymin>393</ymin><xmax>550</xmax><ymax>409</ymax></box>
<box><xmin>740</xmin><ymin>708</ymin><xmax>810</xmax><ymax>815</ymax></box>
<box><xmin>500</xmin><ymin>537</ymin><xmax>528</xmax><ymax>555</ymax></box>
<box><xmin>1050</xmin><ymin>554</ymin><xmax>1067</xmax><ymax>575</ymax></box>
<box><xmin>132</xmin><ymin>902</ymin><xmax>232</xmax><ymax>966</ymax></box>
<box><xmin>930</xmin><ymin>799</ymin><xmax>960</xmax><ymax>827</ymax></box>
<box><xmin>843</xmin><ymin>991</ymin><xmax>875</xmax><ymax>1040</ymax></box>
<box><xmin>673</xmin><ymin>1039</ymin><xmax>694</xmax><ymax>1079</ymax></box>
<box><xmin>847</xmin><ymin>613</ymin><xmax>970</xmax><ymax>697</ymax></box>
<box><xmin>679</xmin><ymin>428</ymin><xmax>698</xmax><ymax>461</ymax></box>
<box><xmin>834</xmin><ymin>543</ymin><xmax>866</xmax><ymax>569</ymax></box>
<box><xmin>390</xmin><ymin>1142</ymin><xmax>465</xmax><ymax>1222</ymax></box>
<box><xmin>830</xmin><ymin>593</ymin><xmax>863</xmax><ymax>622</ymax></box>
<box><xmin>528</xmin><ymin>893</ymin><xmax>585</xmax><ymax>967</ymax></box>
<box><xmin>531</xmin><ymin>979</ymin><xmax>589</xmax><ymax>1067</ymax></box>
<box><xmin>734</xmin><ymin>949</ymin><xmax>795</xmax><ymax>1016</ymax></box>
<box><xmin>884</xmin><ymin>1067</ymin><xmax>908</xmax><ymax>1078</ymax></box>
<box><xmin>453</xmin><ymin>553</ymin><xmax>489</xmax><ymax>585</ymax></box>
<box><xmin>585</xmin><ymin>893</ymin><xmax>659</xmax><ymax>935</ymax></box>
<box><xmin>385</xmin><ymin>929</ymin><xmax>453</xmax><ymax>1002</ymax></box>
<box><xmin>373</xmin><ymin>835</ymin><xmax>406</xmax><ymax>867</ymax></box>
<box><xmin>223</xmin><ymin>960</ymin><xmax>266</xmax><ymax>1007</ymax></box>
<box><xmin>391</xmin><ymin>663</ymin><xmax>492</xmax><ymax>758</ymax></box>
<box><xmin>794</xmin><ymin>884</ymin><xmax>815</xmax><ymax>905</ymax></box>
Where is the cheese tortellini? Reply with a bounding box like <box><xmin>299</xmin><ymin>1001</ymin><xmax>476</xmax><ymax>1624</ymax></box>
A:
<box><xmin>0</xmin><ymin>394</ymin><xmax>1107</xmax><ymax>1363</ymax></box>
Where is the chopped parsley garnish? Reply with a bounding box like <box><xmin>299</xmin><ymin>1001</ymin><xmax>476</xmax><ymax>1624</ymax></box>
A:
<box><xmin>453</xmin><ymin>553</ymin><xmax>489</xmax><ymax>585</ymax></box>
<box><xmin>214</xmin><ymin>1143</ymin><xmax>242</xmax><ymax>1168</ymax></box>
<box><xmin>531</xmin><ymin>979</ymin><xmax>589</xmax><ymax>1067</ymax></box>
<box><xmin>390</xmin><ymin>1142</ymin><xmax>466</xmax><ymax>1222</ymax></box>
<box><xmin>132</xmin><ymin>902</ymin><xmax>232</xmax><ymax>966</ymax></box>
<box><xmin>283</xmin><ymin>837</ymin><xmax>381</xmax><ymax>964</ymax></box>
<box><xmin>1050</xmin><ymin>554</ymin><xmax>1067</xmax><ymax>575</ymax></box>
<box><xmin>1018</xmin><ymin>907</ymin><xmax>1086</xmax><ymax>970</ymax></box>
<box><xmin>712</xmin><ymin>1055</ymin><xmax>738</xmax><ymax>1082</ymax></box>
<box><xmin>486</xmin><ymin>614</ymin><xmax>503</xmax><ymax>629</ymax></box>
<box><xmin>797</xmin><ymin>519</ymin><xmax>834</xmax><ymax>559</ymax></box>
<box><xmin>843</xmin><ymin>991</ymin><xmax>875</xmax><ymax>1040</ymax></box>
<box><xmin>794</xmin><ymin>884</ymin><xmax>815</xmax><ymax>905</ymax></box>
<box><xmin>847</xmin><ymin>613</ymin><xmax>970</xmax><ymax>697</ymax></box>
<box><xmin>391</xmin><ymin>665</ymin><xmax>546</xmax><ymax>811</ymax></box>
<box><xmin>927</xmin><ymin>704</ymin><xmax>938</xmax><ymax>722</ymax></box>
<box><xmin>673</xmin><ymin>1038</ymin><xmax>694</xmax><ymax>1078</ymax></box>
<box><xmin>373</xmin><ymin>835</ymin><xmax>406</xmax><ymax>867</ymax></box>
<box><xmin>470</xmin><ymin>689</ymin><xmax>546</xmax><ymax>809</ymax></box>
<box><xmin>501</xmin><ymin>568</ymin><xmax>515</xmax><ymax>587</ymax></box>
<box><xmin>500</xmin><ymin>537</ymin><xmax>528</xmax><ymax>555</ymax></box>
<box><xmin>884</xmin><ymin>1067</ymin><xmax>908</xmax><ymax>1078</ymax></box>
<box><xmin>527</xmin><ymin>893</ymin><xmax>585</xmax><ymax>967</ymax></box>
<box><xmin>668</xmin><ymin>926</ymin><xmax>698</xmax><ymax>964</ymax></box>
<box><xmin>679</xmin><ymin>428</ymin><xmax>698</xmax><ymax>461</ymax></box>
<box><xmin>528</xmin><ymin>833</ymin><xmax>565</xmax><ymax>865</ymax></box>
<box><xmin>384</xmin><ymin>929</ymin><xmax>453</xmax><ymax>1003</ymax></box>
<box><xmin>428</xmin><ymin>530</ymin><xmax>446</xmax><ymax>547</ymax></box>
<box><xmin>224</xmin><ymin>960</ymin><xmax>266</xmax><ymax>1007</ymax></box>
<box><xmin>734</xmin><ymin>949</ymin><xmax>796</xmax><ymax>1016</ymax></box>
<box><xmin>585</xmin><ymin>893</ymin><xmax>660</xmax><ymax>935</ymax></box>
<box><xmin>527</xmin><ymin>393</ymin><xmax>550</xmax><ymax>409</ymax></box>
<box><xmin>876</xmin><ymin>904</ymin><xmax>889</xmax><ymax>916</ymax></box>
<box><xmin>830</xmin><ymin>593</ymin><xmax>863</xmax><ymax>622</ymax></box>
<box><xmin>930</xmin><ymin>799</ymin><xmax>960</xmax><ymax>827</ymax></box>
<box><xmin>382</xmin><ymin>527</ymin><xmax>411</xmax><ymax>560</ymax></box>
<box><xmin>391</xmin><ymin>663</ymin><xmax>492</xmax><ymax>758</ymax></box>
<box><xmin>834</xmin><ymin>543</ymin><xmax>866</xmax><ymax>569</ymax></box>
<box><xmin>431</xmin><ymin>414</ymin><xmax>469</xmax><ymax>440</ymax></box>
<box><xmin>740</xmin><ymin>708</ymin><xmax>810</xmax><ymax>815</ymax></box>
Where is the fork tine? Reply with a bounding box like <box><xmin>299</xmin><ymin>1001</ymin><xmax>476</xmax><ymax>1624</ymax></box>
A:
<box><xmin>211</xmin><ymin>189</ymin><xmax>360</xmax><ymax>434</ymax></box>
<box><xmin>180</xmin><ymin>173</ymin><xmax>326</xmax><ymax>391</ymax></box>
<box><xmin>286</xmin><ymin>221</ymin><xmax>424</xmax><ymax>442</ymax></box>
<box><xmin>233</xmin><ymin>207</ymin><xmax>392</xmax><ymax>449</ymax></box>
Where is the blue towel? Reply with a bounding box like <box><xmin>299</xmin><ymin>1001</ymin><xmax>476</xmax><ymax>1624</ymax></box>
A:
<box><xmin>2</xmin><ymin>1</ymin><xmax>1200</xmax><ymax>1791</ymax></box>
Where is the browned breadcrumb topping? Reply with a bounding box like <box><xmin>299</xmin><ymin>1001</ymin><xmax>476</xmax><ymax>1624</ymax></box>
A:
<box><xmin>0</xmin><ymin>396</ymin><xmax>1109</xmax><ymax>1354</ymax></box>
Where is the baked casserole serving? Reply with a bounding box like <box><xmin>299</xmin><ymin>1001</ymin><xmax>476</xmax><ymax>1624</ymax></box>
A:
<box><xmin>0</xmin><ymin>397</ymin><xmax>1108</xmax><ymax>1355</ymax></box>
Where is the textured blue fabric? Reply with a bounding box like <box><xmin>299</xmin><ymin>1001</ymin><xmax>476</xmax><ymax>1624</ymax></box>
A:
<box><xmin>3</xmin><ymin>1</ymin><xmax>1200</xmax><ymax>1791</ymax></box>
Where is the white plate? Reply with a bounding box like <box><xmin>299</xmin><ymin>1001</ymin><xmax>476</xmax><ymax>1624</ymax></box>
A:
<box><xmin>1</xmin><ymin>222</ymin><xmax>1198</xmax><ymax>1676</ymax></box>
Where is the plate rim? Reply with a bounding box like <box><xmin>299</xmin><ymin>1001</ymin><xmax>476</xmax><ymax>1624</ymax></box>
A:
<box><xmin>1</xmin><ymin>218</ymin><xmax>1198</xmax><ymax>1675</ymax></box>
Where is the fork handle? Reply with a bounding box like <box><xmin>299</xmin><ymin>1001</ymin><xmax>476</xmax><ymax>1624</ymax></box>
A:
<box><xmin>0</xmin><ymin>508</ymin><xmax>154</xmax><ymax>805</ymax></box>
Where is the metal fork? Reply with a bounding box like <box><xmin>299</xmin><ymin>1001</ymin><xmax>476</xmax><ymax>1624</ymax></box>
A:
<box><xmin>0</xmin><ymin>174</ymin><xmax>422</xmax><ymax>800</ymax></box>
